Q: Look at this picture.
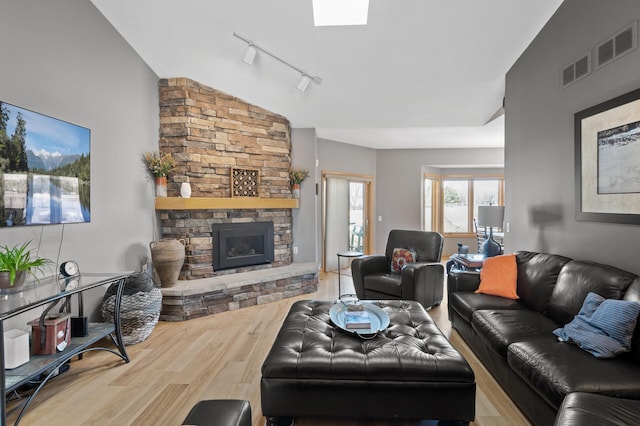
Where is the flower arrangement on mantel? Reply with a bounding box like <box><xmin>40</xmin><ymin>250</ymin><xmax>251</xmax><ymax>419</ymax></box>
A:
<box><xmin>289</xmin><ymin>168</ymin><xmax>309</xmax><ymax>199</ymax></box>
<box><xmin>144</xmin><ymin>151</ymin><xmax>176</xmax><ymax>197</ymax></box>
<box><xmin>143</xmin><ymin>151</ymin><xmax>176</xmax><ymax>178</ymax></box>
<box><xmin>289</xmin><ymin>168</ymin><xmax>310</xmax><ymax>185</ymax></box>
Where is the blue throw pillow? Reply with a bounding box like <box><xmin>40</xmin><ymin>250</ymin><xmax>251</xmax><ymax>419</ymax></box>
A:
<box><xmin>553</xmin><ymin>292</ymin><xmax>640</xmax><ymax>359</ymax></box>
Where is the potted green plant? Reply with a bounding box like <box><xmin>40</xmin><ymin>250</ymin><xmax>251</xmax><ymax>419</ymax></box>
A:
<box><xmin>289</xmin><ymin>168</ymin><xmax>309</xmax><ymax>199</ymax></box>
<box><xmin>0</xmin><ymin>241</ymin><xmax>52</xmax><ymax>289</ymax></box>
<box><xmin>143</xmin><ymin>151</ymin><xmax>176</xmax><ymax>197</ymax></box>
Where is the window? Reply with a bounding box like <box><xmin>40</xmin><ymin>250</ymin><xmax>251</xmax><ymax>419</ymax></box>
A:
<box><xmin>423</xmin><ymin>174</ymin><xmax>439</xmax><ymax>231</ymax></box>
<box><xmin>423</xmin><ymin>174</ymin><xmax>504</xmax><ymax>235</ymax></box>
<box><xmin>443</xmin><ymin>180</ymin><xmax>469</xmax><ymax>233</ymax></box>
<box><xmin>473</xmin><ymin>180</ymin><xmax>501</xmax><ymax>222</ymax></box>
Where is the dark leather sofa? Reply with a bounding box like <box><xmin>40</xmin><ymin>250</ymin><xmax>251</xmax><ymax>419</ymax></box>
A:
<box><xmin>447</xmin><ymin>251</ymin><xmax>640</xmax><ymax>426</ymax></box>
<box><xmin>554</xmin><ymin>392</ymin><xmax>640</xmax><ymax>425</ymax></box>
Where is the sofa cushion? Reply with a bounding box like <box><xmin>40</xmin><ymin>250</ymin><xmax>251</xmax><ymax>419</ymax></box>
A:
<box><xmin>472</xmin><ymin>310</ymin><xmax>558</xmax><ymax>358</ymax></box>
<box><xmin>475</xmin><ymin>254</ymin><xmax>519</xmax><ymax>299</ymax></box>
<box><xmin>553</xmin><ymin>293</ymin><xmax>640</xmax><ymax>359</ymax></box>
<box><xmin>449</xmin><ymin>291</ymin><xmax>526</xmax><ymax>324</ymax></box>
<box><xmin>363</xmin><ymin>273</ymin><xmax>402</xmax><ymax>297</ymax></box>
<box><xmin>623</xmin><ymin>278</ymin><xmax>640</xmax><ymax>364</ymax></box>
<box><xmin>547</xmin><ymin>260</ymin><xmax>638</xmax><ymax>326</ymax></box>
<box><xmin>554</xmin><ymin>392</ymin><xmax>640</xmax><ymax>426</ymax></box>
<box><xmin>507</xmin><ymin>340</ymin><xmax>640</xmax><ymax>409</ymax></box>
<box><xmin>515</xmin><ymin>251</ymin><xmax>572</xmax><ymax>313</ymax></box>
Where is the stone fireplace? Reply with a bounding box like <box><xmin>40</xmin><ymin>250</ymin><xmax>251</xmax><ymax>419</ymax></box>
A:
<box><xmin>160</xmin><ymin>208</ymin><xmax>291</xmax><ymax>279</ymax></box>
<box><xmin>155</xmin><ymin>77</ymin><xmax>317</xmax><ymax>321</ymax></box>
<box><xmin>157</xmin><ymin>77</ymin><xmax>294</xmax><ymax>279</ymax></box>
<box><xmin>212</xmin><ymin>221</ymin><xmax>274</xmax><ymax>270</ymax></box>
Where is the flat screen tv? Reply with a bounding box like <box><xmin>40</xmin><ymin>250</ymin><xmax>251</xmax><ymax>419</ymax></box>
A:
<box><xmin>0</xmin><ymin>101</ymin><xmax>90</xmax><ymax>227</ymax></box>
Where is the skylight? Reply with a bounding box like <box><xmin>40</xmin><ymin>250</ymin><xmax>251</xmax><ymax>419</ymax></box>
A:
<box><xmin>312</xmin><ymin>0</ymin><xmax>369</xmax><ymax>26</ymax></box>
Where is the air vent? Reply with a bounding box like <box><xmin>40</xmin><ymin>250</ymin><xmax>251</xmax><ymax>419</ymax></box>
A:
<box><xmin>561</xmin><ymin>51</ymin><xmax>591</xmax><ymax>88</ymax></box>
<box><xmin>596</xmin><ymin>21</ymin><xmax>637</xmax><ymax>69</ymax></box>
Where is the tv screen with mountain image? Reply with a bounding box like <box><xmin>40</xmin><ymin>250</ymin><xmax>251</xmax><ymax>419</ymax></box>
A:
<box><xmin>0</xmin><ymin>102</ymin><xmax>90</xmax><ymax>227</ymax></box>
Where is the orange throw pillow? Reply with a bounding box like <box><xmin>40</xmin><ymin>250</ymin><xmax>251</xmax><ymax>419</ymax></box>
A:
<box><xmin>475</xmin><ymin>254</ymin><xmax>519</xmax><ymax>299</ymax></box>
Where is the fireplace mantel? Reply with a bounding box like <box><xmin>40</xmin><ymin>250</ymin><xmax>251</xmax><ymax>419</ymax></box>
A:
<box><xmin>155</xmin><ymin>197</ymin><xmax>299</xmax><ymax>210</ymax></box>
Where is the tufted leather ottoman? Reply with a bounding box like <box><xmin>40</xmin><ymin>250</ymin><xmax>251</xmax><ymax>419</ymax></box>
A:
<box><xmin>261</xmin><ymin>300</ymin><xmax>476</xmax><ymax>424</ymax></box>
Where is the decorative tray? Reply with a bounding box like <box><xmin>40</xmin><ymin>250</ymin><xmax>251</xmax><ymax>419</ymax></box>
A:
<box><xmin>329</xmin><ymin>301</ymin><xmax>390</xmax><ymax>336</ymax></box>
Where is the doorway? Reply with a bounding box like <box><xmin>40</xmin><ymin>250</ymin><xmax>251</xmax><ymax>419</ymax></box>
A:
<box><xmin>322</xmin><ymin>172</ymin><xmax>373</xmax><ymax>273</ymax></box>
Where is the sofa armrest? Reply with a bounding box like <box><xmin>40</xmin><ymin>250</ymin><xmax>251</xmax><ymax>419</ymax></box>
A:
<box><xmin>447</xmin><ymin>270</ymin><xmax>481</xmax><ymax>321</ymax></box>
<box><xmin>401</xmin><ymin>262</ymin><xmax>444</xmax><ymax>307</ymax></box>
<box><xmin>447</xmin><ymin>270</ymin><xmax>481</xmax><ymax>293</ymax></box>
<box><xmin>351</xmin><ymin>255</ymin><xmax>389</xmax><ymax>299</ymax></box>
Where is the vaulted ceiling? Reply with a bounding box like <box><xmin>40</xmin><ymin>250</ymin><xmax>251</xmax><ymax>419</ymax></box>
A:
<box><xmin>91</xmin><ymin>0</ymin><xmax>563</xmax><ymax>149</ymax></box>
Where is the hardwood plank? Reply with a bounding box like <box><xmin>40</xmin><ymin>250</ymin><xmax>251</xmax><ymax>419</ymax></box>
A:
<box><xmin>8</xmin><ymin>269</ymin><xmax>531</xmax><ymax>425</ymax></box>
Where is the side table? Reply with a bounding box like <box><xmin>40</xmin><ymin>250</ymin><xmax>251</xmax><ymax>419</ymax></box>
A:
<box><xmin>336</xmin><ymin>250</ymin><xmax>362</xmax><ymax>297</ymax></box>
<box><xmin>448</xmin><ymin>253</ymin><xmax>484</xmax><ymax>272</ymax></box>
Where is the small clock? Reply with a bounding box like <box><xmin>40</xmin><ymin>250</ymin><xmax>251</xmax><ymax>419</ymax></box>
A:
<box><xmin>60</xmin><ymin>261</ymin><xmax>80</xmax><ymax>277</ymax></box>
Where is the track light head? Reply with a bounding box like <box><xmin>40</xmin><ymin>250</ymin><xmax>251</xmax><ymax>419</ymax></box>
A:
<box><xmin>242</xmin><ymin>45</ymin><xmax>257</xmax><ymax>65</ymax></box>
<box><xmin>296</xmin><ymin>74</ymin><xmax>311</xmax><ymax>92</ymax></box>
<box><xmin>233</xmin><ymin>33</ymin><xmax>321</xmax><ymax>93</ymax></box>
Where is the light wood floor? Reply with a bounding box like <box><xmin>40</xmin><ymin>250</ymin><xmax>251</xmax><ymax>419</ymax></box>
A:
<box><xmin>8</xmin><ymin>270</ymin><xmax>531</xmax><ymax>426</ymax></box>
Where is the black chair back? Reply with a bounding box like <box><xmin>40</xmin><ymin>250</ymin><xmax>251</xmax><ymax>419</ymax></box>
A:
<box><xmin>384</xmin><ymin>230</ymin><xmax>444</xmax><ymax>264</ymax></box>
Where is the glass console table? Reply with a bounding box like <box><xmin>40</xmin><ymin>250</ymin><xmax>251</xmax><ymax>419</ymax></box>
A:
<box><xmin>0</xmin><ymin>272</ymin><xmax>132</xmax><ymax>425</ymax></box>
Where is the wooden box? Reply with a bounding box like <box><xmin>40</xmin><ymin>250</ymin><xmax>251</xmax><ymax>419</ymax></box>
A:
<box><xmin>28</xmin><ymin>313</ymin><xmax>71</xmax><ymax>355</ymax></box>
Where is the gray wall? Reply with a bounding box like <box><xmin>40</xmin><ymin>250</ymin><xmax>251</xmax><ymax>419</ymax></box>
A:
<box><xmin>376</xmin><ymin>148</ymin><xmax>504</xmax><ymax>254</ymax></box>
<box><xmin>0</xmin><ymin>1</ymin><xmax>159</xmax><ymax>285</ymax></box>
<box><xmin>505</xmin><ymin>0</ymin><xmax>640</xmax><ymax>274</ymax></box>
<box><xmin>291</xmin><ymin>128</ymin><xmax>318</xmax><ymax>264</ymax></box>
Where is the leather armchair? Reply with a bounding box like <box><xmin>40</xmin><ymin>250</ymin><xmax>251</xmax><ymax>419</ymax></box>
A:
<box><xmin>351</xmin><ymin>230</ymin><xmax>444</xmax><ymax>308</ymax></box>
<box><xmin>182</xmin><ymin>400</ymin><xmax>251</xmax><ymax>426</ymax></box>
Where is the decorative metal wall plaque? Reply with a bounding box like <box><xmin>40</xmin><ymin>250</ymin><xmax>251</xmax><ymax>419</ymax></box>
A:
<box><xmin>231</xmin><ymin>167</ymin><xmax>259</xmax><ymax>197</ymax></box>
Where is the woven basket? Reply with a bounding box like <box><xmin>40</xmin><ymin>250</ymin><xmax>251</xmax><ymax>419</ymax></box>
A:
<box><xmin>101</xmin><ymin>272</ymin><xmax>162</xmax><ymax>345</ymax></box>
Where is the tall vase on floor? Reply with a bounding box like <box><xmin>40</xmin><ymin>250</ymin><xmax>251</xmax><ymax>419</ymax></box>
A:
<box><xmin>150</xmin><ymin>239</ymin><xmax>185</xmax><ymax>287</ymax></box>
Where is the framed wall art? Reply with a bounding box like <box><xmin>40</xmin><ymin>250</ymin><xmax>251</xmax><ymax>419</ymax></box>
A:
<box><xmin>575</xmin><ymin>87</ymin><xmax>640</xmax><ymax>223</ymax></box>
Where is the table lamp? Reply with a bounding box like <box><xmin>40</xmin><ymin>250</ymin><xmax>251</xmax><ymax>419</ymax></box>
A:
<box><xmin>478</xmin><ymin>205</ymin><xmax>505</xmax><ymax>258</ymax></box>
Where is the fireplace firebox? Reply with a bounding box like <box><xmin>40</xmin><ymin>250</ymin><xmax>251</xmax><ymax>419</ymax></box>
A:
<box><xmin>212</xmin><ymin>222</ymin><xmax>275</xmax><ymax>270</ymax></box>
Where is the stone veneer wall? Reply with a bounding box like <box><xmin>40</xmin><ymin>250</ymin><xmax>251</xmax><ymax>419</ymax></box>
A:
<box><xmin>158</xmin><ymin>77</ymin><xmax>295</xmax><ymax>279</ymax></box>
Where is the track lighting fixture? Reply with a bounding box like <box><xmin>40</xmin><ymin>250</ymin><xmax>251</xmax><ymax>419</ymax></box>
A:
<box><xmin>296</xmin><ymin>74</ymin><xmax>311</xmax><ymax>92</ymax></box>
<box><xmin>242</xmin><ymin>45</ymin><xmax>257</xmax><ymax>65</ymax></box>
<box><xmin>233</xmin><ymin>32</ymin><xmax>322</xmax><ymax>91</ymax></box>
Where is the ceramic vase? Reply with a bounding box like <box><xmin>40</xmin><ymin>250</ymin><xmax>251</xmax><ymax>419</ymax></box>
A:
<box><xmin>149</xmin><ymin>239</ymin><xmax>185</xmax><ymax>287</ymax></box>
<box><xmin>180</xmin><ymin>182</ymin><xmax>192</xmax><ymax>198</ymax></box>
<box><xmin>155</xmin><ymin>176</ymin><xmax>168</xmax><ymax>197</ymax></box>
<box><xmin>292</xmin><ymin>183</ymin><xmax>300</xmax><ymax>199</ymax></box>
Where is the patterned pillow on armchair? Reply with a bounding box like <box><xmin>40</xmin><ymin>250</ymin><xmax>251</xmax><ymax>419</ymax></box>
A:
<box><xmin>390</xmin><ymin>248</ymin><xmax>417</xmax><ymax>273</ymax></box>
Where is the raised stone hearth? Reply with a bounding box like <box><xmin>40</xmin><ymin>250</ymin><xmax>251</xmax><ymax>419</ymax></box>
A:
<box><xmin>160</xmin><ymin>262</ymin><xmax>318</xmax><ymax>321</ymax></box>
